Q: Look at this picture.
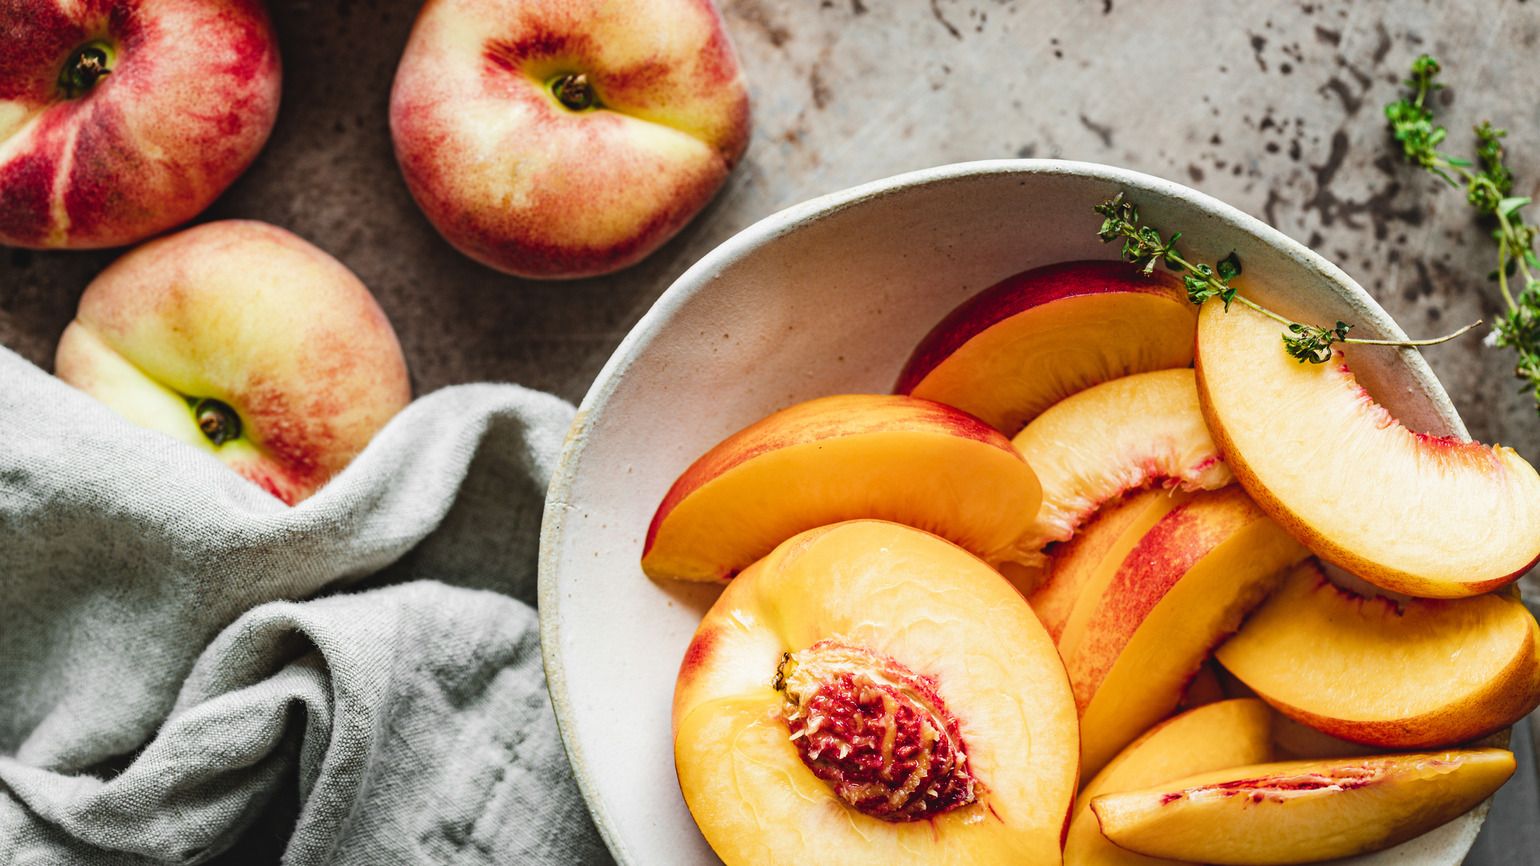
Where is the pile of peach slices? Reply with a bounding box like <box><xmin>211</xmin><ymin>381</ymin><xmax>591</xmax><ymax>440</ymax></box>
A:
<box><xmin>649</xmin><ymin>260</ymin><xmax>1540</xmax><ymax>866</ymax></box>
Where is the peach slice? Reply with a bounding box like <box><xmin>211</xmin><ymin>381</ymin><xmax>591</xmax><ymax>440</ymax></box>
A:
<box><xmin>1065</xmin><ymin>698</ymin><xmax>1273</xmax><ymax>866</ymax></box>
<box><xmin>1215</xmin><ymin>561</ymin><xmax>1540</xmax><ymax>748</ymax></box>
<box><xmin>673</xmin><ymin>520</ymin><xmax>1079</xmax><ymax>866</ymax></box>
<box><xmin>642</xmin><ymin>394</ymin><xmax>1041</xmax><ymax>582</ymax></box>
<box><xmin>1012</xmin><ymin>369</ymin><xmax>1232</xmax><ymax>565</ymax></box>
<box><xmin>896</xmin><ymin>260</ymin><xmax>1196</xmax><ymax>435</ymax></box>
<box><xmin>1027</xmin><ymin>487</ymin><xmax>1188</xmax><ymax>639</ymax></box>
<box><xmin>1195</xmin><ymin>299</ymin><xmax>1540</xmax><ymax>598</ymax></box>
<box><xmin>1063</xmin><ymin>486</ymin><xmax>1309</xmax><ymax>775</ymax></box>
<box><xmin>1091</xmin><ymin>749</ymin><xmax>1516</xmax><ymax>864</ymax></box>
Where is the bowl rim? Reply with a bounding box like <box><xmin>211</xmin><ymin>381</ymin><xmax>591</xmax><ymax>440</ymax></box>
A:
<box><xmin>537</xmin><ymin>157</ymin><xmax>1472</xmax><ymax>864</ymax></box>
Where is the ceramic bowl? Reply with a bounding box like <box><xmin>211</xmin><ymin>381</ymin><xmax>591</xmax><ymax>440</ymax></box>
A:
<box><xmin>539</xmin><ymin>159</ymin><xmax>1488</xmax><ymax>865</ymax></box>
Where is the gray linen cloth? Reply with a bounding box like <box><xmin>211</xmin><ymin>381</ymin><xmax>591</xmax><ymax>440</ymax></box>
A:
<box><xmin>0</xmin><ymin>346</ymin><xmax>611</xmax><ymax>865</ymax></box>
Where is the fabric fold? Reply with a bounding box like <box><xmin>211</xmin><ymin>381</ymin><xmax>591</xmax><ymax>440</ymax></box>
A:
<box><xmin>0</xmin><ymin>347</ymin><xmax>610</xmax><ymax>864</ymax></box>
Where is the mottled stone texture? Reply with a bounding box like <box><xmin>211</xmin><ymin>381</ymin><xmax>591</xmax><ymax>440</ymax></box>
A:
<box><xmin>2</xmin><ymin>0</ymin><xmax>1538</xmax><ymax>859</ymax></box>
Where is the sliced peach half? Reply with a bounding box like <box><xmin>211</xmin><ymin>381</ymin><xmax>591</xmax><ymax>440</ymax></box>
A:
<box><xmin>1012</xmin><ymin>369</ymin><xmax>1232</xmax><ymax>565</ymax></box>
<box><xmin>1195</xmin><ymin>299</ymin><xmax>1540</xmax><ymax>598</ymax></box>
<box><xmin>673</xmin><ymin>520</ymin><xmax>1079</xmax><ymax>866</ymax></box>
<box><xmin>1065</xmin><ymin>698</ymin><xmax>1273</xmax><ymax>866</ymax></box>
<box><xmin>1216</xmin><ymin>561</ymin><xmax>1540</xmax><ymax>748</ymax></box>
<box><xmin>642</xmin><ymin>394</ymin><xmax>1042</xmax><ymax>582</ymax></box>
<box><xmin>1064</xmin><ymin>486</ymin><xmax>1309</xmax><ymax>775</ymax></box>
<box><xmin>1027</xmin><ymin>487</ymin><xmax>1187</xmax><ymax>639</ymax></box>
<box><xmin>1091</xmin><ymin>749</ymin><xmax>1516</xmax><ymax>864</ymax></box>
<box><xmin>896</xmin><ymin>260</ymin><xmax>1196</xmax><ymax>435</ymax></box>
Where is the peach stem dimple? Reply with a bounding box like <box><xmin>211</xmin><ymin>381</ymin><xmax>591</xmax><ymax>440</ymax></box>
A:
<box><xmin>59</xmin><ymin>42</ymin><xmax>115</xmax><ymax>99</ymax></box>
<box><xmin>550</xmin><ymin>72</ymin><xmax>598</xmax><ymax>111</ymax></box>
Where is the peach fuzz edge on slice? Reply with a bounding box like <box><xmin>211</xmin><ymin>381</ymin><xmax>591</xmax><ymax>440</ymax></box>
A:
<box><xmin>895</xmin><ymin>260</ymin><xmax>1196</xmax><ymax>436</ymax></box>
<box><xmin>672</xmin><ymin>520</ymin><xmax>1078</xmax><ymax>866</ymax></box>
<box><xmin>1027</xmin><ymin>487</ymin><xmax>1189</xmax><ymax>640</ymax></box>
<box><xmin>641</xmin><ymin>394</ymin><xmax>1041</xmax><ymax>582</ymax></box>
<box><xmin>1215</xmin><ymin>561</ymin><xmax>1540</xmax><ymax>749</ymax></box>
<box><xmin>1065</xmin><ymin>486</ymin><xmax>1309</xmax><ymax>776</ymax></box>
<box><xmin>1195</xmin><ymin>298</ymin><xmax>1540</xmax><ymax>598</ymax></box>
<box><xmin>1090</xmin><ymin>749</ymin><xmax>1516</xmax><ymax>865</ymax></box>
<box><xmin>1011</xmin><ymin>368</ymin><xmax>1232</xmax><ymax>569</ymax></box>
<box><xmin>1065</xmin><ymin>698</ymin><xmax>1273</xmax><ymax>866</ymax></box>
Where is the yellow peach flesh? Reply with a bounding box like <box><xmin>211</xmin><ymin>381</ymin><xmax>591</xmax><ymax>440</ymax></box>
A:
<box><xmin>642</xmin><ymin>395</ymin><xmax>1041</xmax><ymax>582</ymax></box>
<box><xmin>897</xmin><ymin>261</ymin><xmax>1196</xmax><ymax>435</ymax></box>
<box><xmin>1066</xmin><ymin>486</ymin><xmax>1309</xmax><ymax>775</ymax></box>
<box><xmin>1065</xmin><ymin>698</ymin><xmax>1273</xmax><ymax>866</ymax></box>
<box><xmin>673</xmin><ymin>521</ymin><xmax>1079</xmax><ymax>866</ymax></box>
<box><xmin>1196</xmin><ymin>299</ymin><xmax>1540</xmax><ymax>597</ymax></box>
<box><xmin>1091</xmin><ymin>750</ymin><xmax>1516</xmax><ymax>864</ymax></box>
<box><xmin>1027</xmin><ymin>487</ymin><xmax>1186</xmax><ymax>640</ymax></box>
<box><xmin>1216</xmin><ymin>561</ymin><xmax>1540</xmax><ymax>748</ymax></box>
<box><xmin>1012</xmin><ymin>369</ymin><xmax>1232</xmax><ymax>565</ymax></box>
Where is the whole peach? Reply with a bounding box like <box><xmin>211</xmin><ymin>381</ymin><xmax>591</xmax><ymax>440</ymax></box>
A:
<box><xmin>55</xmin><ymin>221</ymin><xmax>412</xmax><ymax>505</ymax></box>
<box><xmin>389</xmin><ymin>0</ymin><xmax>751</xmax><ymax>279</ymax></box>
<box><xmin>0</xmin><ymin>0</ymin><xmax>281</xmax><ymax>249</ymax></box>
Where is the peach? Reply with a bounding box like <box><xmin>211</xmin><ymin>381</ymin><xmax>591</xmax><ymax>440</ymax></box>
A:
<box><xmin>1012</xmin><ymin>368</ymin><xmax>1232</xmax><ymax>567</ymax></box>
<box><xmin>1065</xmin><ymin>698</ymin><xmax>1273</xmax><ymax>866</ymax></box>
<box><xmin>1215</xmin><ymin>561</ymin><xmax>1540</xmax><ymax>748</ymax></box>
<box><xmin>895</xmin><ymin>260</ymin><xmax>1197</xmax><ymax>434</ymax></box>
<box><xmin>0</xmin><ymin>0</ymin><xmax>280</xmax><ymax>249</ymax></box>
<box><xmin>1027</xmin><ymin>487</ymin><xmax>1189</xmax><ymax>638</ymax></box>
<box><xmin>389</xmin><ymin>0</ymin><xmax>750</xmax><ymax>278</ymax></box>
<box><xmin>641</xmin><ymin>395</ymin><xmax>1042</xmax><ymax>582</ymax></box>
<box><xmin>54</xmin><ymin>221</ymin><xmax>411</xmax><ymax>504</ymax></box>
<box><xmin>1062</xmin><ymin>486</ymin><xmax>1309</xmax><ymax>775</ymax></box>
<box><xmin>1091</xmin><ymin>750</ymin><xmax>1516</xmax><ymax>864</ymax></box>
<box><xmin>1195</xmin><ymin>299</ymin><xmax>1540</xmax><ymax>598</ymax></box>
<box><xmin>673</xmin><ymin>521</ymin><xmax>1079</xmax><ymax>866</ymax></box>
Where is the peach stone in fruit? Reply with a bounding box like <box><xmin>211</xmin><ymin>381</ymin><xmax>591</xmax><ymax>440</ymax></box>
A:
<box><xmin>1064</xmin><ymin>486</ymin><xmax>1309</xmax><ymax>775</ymax></box>
<box><xmin>0</xmin><ymin>0</ymin><xmax>281</xmax><ymax>249</ymax></box>
<box><xmin>641</xmin><ymin>394</ymin><xmax>1043</xmax><ymax>582</ymax></box>
<box><xmin>1064</xmin><ymin>698</ymin><xmax>1273</xmax><ymax>866</ymax></box>
<box><xmin>1195</xmin><ymin>298</ymin><xmax>1540</xmax><ymax>598</ymax></box>
<box><xmin>895</xmin><ymin>260</ymin><xmax>1197</xmax><ymax>435</ymax></box>
<box><xmin>389</xmin><ymin>0</ymin><xmax>750</xmax><ymax>278</ymax></box>
<box><xmin>1012</xmin><ymin>368</ymin><xmax>1232</xmax><ymax>567</ymax></box>
<box><xmin>54</xmin><ymin>221</ymin><xmax>411</xmax><ymax>505</ymax></box>
<box><xmin>1216</xmin><ymin>561</ymin><xmax>1540</xmax><ymax>749</ymax></box>
<box><xmin>673</xmin><ymin>521</ymin><xmax>1079</xmax><ymax>866</ymax></box>
<box><xmin>1091</xmin><ymin>749</ymin><xmax>1516</xmax><ymax>864</ymax></box>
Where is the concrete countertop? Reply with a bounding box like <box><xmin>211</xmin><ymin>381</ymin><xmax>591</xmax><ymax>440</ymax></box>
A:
<box><xmin>3</xmin><ymin>0</ymin><xmax>1536</xmax><ymax>861</ymax></box>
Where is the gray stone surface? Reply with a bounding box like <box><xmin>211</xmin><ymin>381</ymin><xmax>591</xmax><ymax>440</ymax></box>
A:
<box><xmin>3</xmin><ymin>0</ymin><xmax>1538</xmax><ymax>861</ymax></box>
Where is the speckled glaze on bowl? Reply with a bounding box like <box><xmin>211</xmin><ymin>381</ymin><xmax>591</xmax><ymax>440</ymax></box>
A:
<box><xmin>539</xmin><ymin>160</ymin><xmax>1490</xmax><ymax>866</ymax></box>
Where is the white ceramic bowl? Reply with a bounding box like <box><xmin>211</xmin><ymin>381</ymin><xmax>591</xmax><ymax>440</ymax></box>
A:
<box><xmin>539</xmin><ymin>160</ymin><xmax>1489</xmax><ymax>865</ymax></box>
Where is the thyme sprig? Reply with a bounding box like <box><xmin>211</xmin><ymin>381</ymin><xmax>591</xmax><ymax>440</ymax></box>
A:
<box><xmin>1386</xmin><ymin>54</ymin><xmax>1540</xmax><ymax>412</ymax></box>
<box><xmin>1093</xmin><ymin>193</ymin><xmax>1479</xmax><ymax>363</ymax></box>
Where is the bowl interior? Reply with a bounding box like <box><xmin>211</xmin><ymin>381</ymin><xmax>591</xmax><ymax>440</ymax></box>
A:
<box><xmin>539</xmin><ymin>160</ymin><xmax>1482</xmax><ymax>865</ymax></box>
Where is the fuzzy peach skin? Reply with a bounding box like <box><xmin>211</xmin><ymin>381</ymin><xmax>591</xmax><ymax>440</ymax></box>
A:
<box><xmin>1011</xmin><ymin>369</ymin><xmax>1232</xmax><ymax>571</ymax></box>
<box><xmin>1063</xmin><ymin>486</ymin><xmax>1309</xmax><ymax>776</ymax></box>
<box><xmin>895</xmin><ymin>260</ymin><xmax>1196</xmax><ymax>435</ymax></box>
<box><xmin>673</xmin><ymin>520</ymin><xmax>1079</xmax><ymax>866</ymax></box>
<box><xmin>1065</xmin><ymin>699</ymin><xmax>1273</xmax><ymax>866</ymax></box>
<box><xmin>0</xmin><ymin>0</ymin><xmax>280</xmax><ymax>249</ymax></box>
<box><xmin>1027</xmin><ymin>487</ymin><xmax>1190</xmax><ymax>639</ymax></box>
<box><xmin>1216</xmin><ymin>561</ymin><xmax>1540</xmax><ymax>749</ymax></box>
<box><xmin>389</xmin><ymin>0</ymin><xmax>750</xmax><ymax>279</ymax></box>
<box><xmin>54</xmin><ymin>221</ymin><xmax>411</xmax><ymax>505</ymax></box>
<box><xmin>1196</xmin><ymin>298</ymin><xmax>1540</xmax><ymax>598</ymax></box>
<box><xmin>642</xmin><ymin>394</ymin><xmax>1043</xmax><ymax>582</ymax></box>
<box><xmin>1091</xmin><ymin>750</ymin><xmax>1516</xmax><ymax>864</ymax></box>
